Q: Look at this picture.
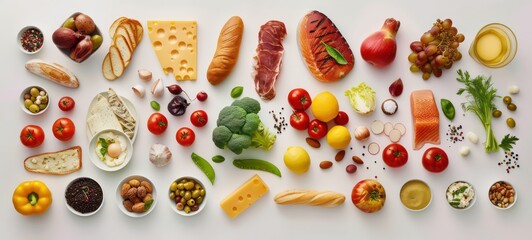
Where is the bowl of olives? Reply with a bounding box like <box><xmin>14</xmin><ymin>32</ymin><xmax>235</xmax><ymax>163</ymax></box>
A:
<box><xmin>20</xmin><ymin>86</ymin><xmax>49</xmax><ymax>115</ymax></box>
<box><xmin>52</xmin><ymin>12</ymin><xmax>103</xmax><ymax>63</ymax></box>
<box><xmin>168</xmin><ymin>176</ymin><xmax>206</xmax><ymax>216</ymax></box>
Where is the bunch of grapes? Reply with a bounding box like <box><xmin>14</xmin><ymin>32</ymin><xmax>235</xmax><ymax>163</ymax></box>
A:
<box><xmin>408</xmin><ymin>19</ymin><xmax>465</xmax><ymax>80</ymax></box>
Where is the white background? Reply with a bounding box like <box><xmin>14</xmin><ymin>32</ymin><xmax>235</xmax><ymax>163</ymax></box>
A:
<box><xmin>1</xmin><ymin>0</ymin><xmax>531</xmax><ymax>239</ymax></box>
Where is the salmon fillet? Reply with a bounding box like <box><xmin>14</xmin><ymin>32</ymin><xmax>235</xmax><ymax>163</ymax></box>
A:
<box><xmin>410</xmin><ymin>90</ymin><xmax>440</xmax><ymax>150</ymax></box>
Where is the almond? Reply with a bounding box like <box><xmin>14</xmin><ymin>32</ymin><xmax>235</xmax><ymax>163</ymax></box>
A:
<box><xmin>352</xmin><ymin>156</ymin><xmax>364</xmax><ymax>164</ymax></box>
<box><xmin>306</xmin><ymin>137</ymin><xmax>321</xmax><ymax>148</ymax></box>
<box><xmin>319</xmin><ymin>161</ymin><xmax>333</xmax><ymax>169</ymax></box>
<box><xmin>335</xmin><ymin>150</ymin><xmax>346</xmax><ymax>162</ymax></box>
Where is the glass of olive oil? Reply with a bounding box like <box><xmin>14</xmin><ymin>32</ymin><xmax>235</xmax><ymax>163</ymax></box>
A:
<box><xmin>469</xmin><ymin>23</ymin><xmax>517</xmax><ymax>68</ymax></box>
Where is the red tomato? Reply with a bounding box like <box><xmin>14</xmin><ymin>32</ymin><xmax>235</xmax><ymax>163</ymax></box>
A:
<box><xmin>351</xmin><ymin>179</ymin><xmax>386</xmax><ymax>213</ymax></box>
<box><xmin>176</xmin><ymin>127</ymin><xmax>195</xmax><ymax>146</ymax></box>
<box><xmin>288</xmin><ymin>88</ymin><xmax>312</xmax><ymax>111</ymax></box>
<box><xmin>147</xmin><ymin>113</ymin><xmax>168</xmax><ymax>135</ymax></box>
<box><xmin>382</xmin><ymin>143</ymin><xmax>408</xmax><ymax>167</ymax></box>
<box><xmin>58</xmin><ymin>96</ymin><xmax>75</xmax><ymax>111</ymax></box>
<box><xmin>422</xmin><ymin>147</ymin><xmax>449</xmax><ymax>173</ymax></box>
<box><xmin>190</xmin><ymin>110</ymin><xmax>208</xmax><ymax>128</ymax></box>
<box><xmin>307</xmin><ymin>119</ymin><xmax>328</xmax><ymax>139</ymax></box>
<box><xmin>290</xmin><ymin>111</ymin><xmax>309</xmax><ymax>130</ymax></box>
<box><xmin>20</xmin><ymin>125</ymin><xmax>45</xmax><ymax>148</ymax></box>
<box><xmin>52</xmin><ymin>118</ymin><xmax>76</xmax><ymax>141</ymax></box>
<box><xmin>334</xmin><ymin>111</ymin><xmax>349</xmax><ymax>125</ymax></box>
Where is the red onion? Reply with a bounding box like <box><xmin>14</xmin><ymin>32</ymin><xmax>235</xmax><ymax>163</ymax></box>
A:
<box><xmin>360</xmin><ymin>18</ymin><xmax>400</xmax><ymax>68</ymax></box>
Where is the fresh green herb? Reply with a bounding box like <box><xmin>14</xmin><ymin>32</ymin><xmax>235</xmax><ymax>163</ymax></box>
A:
<box><xmin>452</xmin><ymin>186</ymin><xmax>468</xmax><ymax>197</ymax></box>
<box><xmin>321</xmin><ymin>41</ymin><xmax>347</xmax><ymax>65</ymax></box>
<box><xmin>449</xmin><ymin>200</ymin><xmax>461</xmax><ymax>207</ymax></box>
<box><xmin>456</xmin><ymin>70</ymin><xmax>499</xmax><ymax>153</ymax></box>
<box><xmin>499</xmin><ymin>134</ymin><xmax>519</xmax><ymax>152</ymax></box>
<box><xmin>211</xmin><ymin>155</ymin><xmax>225</xmax><ymax>163</ymax></box>
<box><xmin>144</xmin><ymin>199</ymin><xmax>154</xmax><ymax>211</ymax></box>
<box><xmin>98</xmin><ymin>138</ymin><xmax>109</xmax><ymax>157</ymax></box>
<box><xmin>191</xmin><ymin>152</ymin><xmax>216</xmax><ymax>185</ymax></box>
<box><xmin>230</xmin><ymin>86</ymin><xmax>244</xmax><ymax>98</ymax></box>
<box><xmin>233</xmin><ymin>159</ymin><xmax>282</xmax><ymax>177</ymax></box>
<box><xmin>150</xmin><ymin>101</ymin><xmax>160</xmax><ymax>111</ymax></box>
<box><xmin>440</xmin><ymin>98</ymin><xmax>456</xmax><ymax>120</ymax></box>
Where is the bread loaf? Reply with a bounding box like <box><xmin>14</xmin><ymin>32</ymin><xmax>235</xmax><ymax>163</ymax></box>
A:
<box><xmin>274</xmin><ymin>190</ymin><xmax>345</xmax><ymax>207</ymax></box>
<box><xmin>207</xmin><ymin>16</ymin><xmax>244</xmax><ymax>85</ymax></box>
<box><xmin>25</xmin><ymin>59</ymin><xmax>79</xmax><ymax>88</ymax></box>
<box><xmin>24</xmin><ymin>146</ymin><xmax>82</xmax><ymax>175</ymax></box>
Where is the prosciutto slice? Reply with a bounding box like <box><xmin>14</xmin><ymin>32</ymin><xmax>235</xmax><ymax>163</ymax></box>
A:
<box><xmin>253</xmin><ymin>20</ymin><xmax>287</xmax><ymax>100</ymax></box>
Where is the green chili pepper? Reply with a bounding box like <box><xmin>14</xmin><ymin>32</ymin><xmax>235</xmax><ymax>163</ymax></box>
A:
<box><xmin>440</xmin><ymin>98</ymin><xmax>455</xmax><ymax>120</ymax></box>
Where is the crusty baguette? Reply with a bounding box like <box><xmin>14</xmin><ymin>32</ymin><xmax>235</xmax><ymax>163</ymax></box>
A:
<box><xmin>207</xmin><ymin>16</ymin><xmax>244</xmax><ymax>85</ymax></box>
<box><xmin>25</xmin><ymin>59</ymin><xmax>79</xmax><ymax>88</ymax></box>
<box><xmin>24</xmin><ymin>146</ymin><xmax>82</xmax><ymax>175</ymax></box>
<box><xmin>274</xmin><ymin>190</ymin><xmax>345</xmax><ymax>207</ymax></box>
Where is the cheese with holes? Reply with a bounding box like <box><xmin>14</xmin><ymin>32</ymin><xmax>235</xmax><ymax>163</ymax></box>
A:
<box><xmin>220</xmin><ymin>175</ymin><xmax>269</xmax><ymax>219</ymax></box>
<box><xmin>147</xmin><ymin>20</ymin><xmax>197</xmax><ymax>80</ymax></box>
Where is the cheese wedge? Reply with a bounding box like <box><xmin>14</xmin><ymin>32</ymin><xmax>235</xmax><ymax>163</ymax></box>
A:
<box><xmin>220</xmin><ymin>175</ymin><xmax>269</xmax><ymax>219</ymax></box>
<box><xmin>147</xmin><ymin>20</ymin><xmax>197</xmax><ymax>80</ymax></box>
<box><xmin>24</xmin><ymin>146</ymin><xmax>82</xmax><ymax>175</ymax></box>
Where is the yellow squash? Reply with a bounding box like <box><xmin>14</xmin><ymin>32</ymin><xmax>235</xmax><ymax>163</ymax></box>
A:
<box><xmin>12</xmin><ymin>180</ymin><xmax>52</xmax><ymax>215</ymax></box>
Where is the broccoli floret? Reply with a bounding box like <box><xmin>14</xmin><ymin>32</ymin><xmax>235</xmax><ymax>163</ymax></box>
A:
<box><xmin>212</xmin><ymin>126</ymin><xmax>232</xmax><ymax>149</ymax></box>
<box><xmin>241</xmin><ymin>113</ymin><xmax>260</xmax><ymax>135</ymax></box>
<box><xmin>251</xmin><ymin>122</ymin><xmax>277</xmax><ymax>151</ymax></box>
<box><xmin>232</xmin><ymin>97</ymin><xmax>261</xmax><ymax>114</ymax></box>
<box><xmin>227</xmin><ymin>134</ymin><xmax>252</xmax><ymax>155</ymax></box>
<box><xmin>216</xmin><ymin>106</ymin><xmax>247</xmax><ymax>133</ymax></box>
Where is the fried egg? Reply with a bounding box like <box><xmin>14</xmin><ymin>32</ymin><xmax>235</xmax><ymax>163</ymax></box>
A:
<box><xmin>95</xmin><ymin>131</ymin><xmax>128</xmax><ymax>167</ymax></box>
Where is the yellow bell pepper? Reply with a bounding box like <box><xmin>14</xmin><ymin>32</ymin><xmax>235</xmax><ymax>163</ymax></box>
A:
<box><xmin>12</xmin><ymin>180</ymin><xmax>52</xmax><ymax>215</ymax></box>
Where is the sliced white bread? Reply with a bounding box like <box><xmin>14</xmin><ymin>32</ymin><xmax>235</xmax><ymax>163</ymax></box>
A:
<box><xmin>110</xmin><ymin>45</ymin><xmax>125</xmax><ymax>77</ymax></box>
<box><xmin>115</xmin><ymin>35</ymin><xmax>132</xmax><ymax>65</ymax></box>
<box><xmin>24</xmin><ymin>146</ymin><xmax>82</xmax><ymax>175</ymax></box>
<box><xmin>102</xmin><ymin>53</ymin><xmax>116</xmax><ymax>80</ymax></box>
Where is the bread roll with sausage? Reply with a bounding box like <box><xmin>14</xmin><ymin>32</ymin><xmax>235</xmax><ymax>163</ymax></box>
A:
<box><xmin>274</xmin><ymin>190</ymin><xmax>345</xmax><ymax>207</ymax></box>
<box><xmin>207</xmin><ymin>16</ymin><xmax>244</xmax><ymax>85</ymax></box>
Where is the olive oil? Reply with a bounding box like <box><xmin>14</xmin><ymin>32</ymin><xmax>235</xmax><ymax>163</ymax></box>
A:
<box><xmin>469</xmin><ymin>23</ymin><xmax>517</xmax><ymax>68</ymax></box>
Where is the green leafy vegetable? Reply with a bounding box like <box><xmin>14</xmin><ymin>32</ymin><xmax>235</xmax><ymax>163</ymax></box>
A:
<box><xmin>456</xmin><ymin>70</ymin><xmax>499</xmax><ymax>153</ymax></box>
<box><xmin>230</xmin><ymin>86</ymin><xmax>244</xmax><ymax>98</ymax></box>
<box><xmin>453</xmin><ymin>186</ymin><xmax>468</xmax><ymax>197</ymax></box>
<box><xmin>321</xmin><ymin>41</ymin><xmax>347</xmax><ymax>65</ymax></box>
<box><xmin>150</xmin><ymin>101</ymin><xmax>160</xmax><ymax>111</ymax></box>
<box><xmin>144</xmin><ymin>199</ymin><xmax>154</xmax><ymax>211</ymax></box>
<box><xmin>233</xmin><ymin>159</ymin><xmax>282</xmax><ymax>177</ymax></box>
<box><xmin>440</xmin><ymin>98</ymin><xmax>456</xmax><ymax>120</ymax></box>
<box><xmin>499</xmin><ymin>134</ymin><xmax>519</xmax><ymax>152</ymax></box>
<box><xmin>344</xmin><ymin>82</ymin><xmax>376</xmax><ymax>115</ymax></box>
<box><xmin>98</xmin><ymin>138</ymin><xmax>109</xmax><ymax>157</ymax></box>
<box><xmin>191</xmin><ymin>152</ymin><xmax>216</xmax><ymax>185</ymax></box>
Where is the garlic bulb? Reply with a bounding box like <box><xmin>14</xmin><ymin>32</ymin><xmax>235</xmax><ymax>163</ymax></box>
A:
<box><xmin>149</xmin><ymin>144</ymin><xmax>172</xmax><ymax>167</ymax></box>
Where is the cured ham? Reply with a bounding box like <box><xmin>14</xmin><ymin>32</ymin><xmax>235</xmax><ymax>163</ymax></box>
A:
<box><xmin>253</xmin><ymin>20</ymin><xmax>287</xmax><ymax>100</ymax></box>
<box><xmin>298</xmin><ymin>10</ymin><xmax>354</xmax><ymax>82</ymax></box>
<box><xmin>410</xmin><ymin>90</ymin><xmax>440</xmax><ymax>150</ymax></box>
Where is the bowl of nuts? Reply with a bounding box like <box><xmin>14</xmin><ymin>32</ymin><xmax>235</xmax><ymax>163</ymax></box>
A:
<box><xmin>169</xmin><ymin>176</ymin><xmax>206</xmax><ymax>216</ymax></box>
<box><xmin>20</xmin><ymin>86</ymin><xmax>49</xmax><ymax>115</ymax></box>
<box><xmin>116</xmin><ymin>175</ymin><xmax>156</xmax><ymax>217</ymax></box>
<box><xmin>488</xmin><ymin>181</ymin><xmax>516</xmax><ymax>210</ymax></box>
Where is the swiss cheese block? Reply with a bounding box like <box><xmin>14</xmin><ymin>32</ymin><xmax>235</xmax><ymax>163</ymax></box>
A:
<box><xmin>220</xmin><ymin>174</ymin><xmax>269</xmax><ymax>219</ymax></box>
<box><xmin>147</xmin><ymin>20</ymin><xmax>197</xmax><ymax>80</ymax></box>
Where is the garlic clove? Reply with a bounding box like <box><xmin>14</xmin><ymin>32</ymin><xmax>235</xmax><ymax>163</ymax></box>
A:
<box><xmin>149</xmin><ymin>144</ymin><xmax>172</xmax><ymax>167</ymax></box>
<box><xmin>151</xmin><ymin>78</ymin><xmax>164</xmax><ymax>98</ymax></box>
<box><xmin>138</xmin><ymin>69</ymin><xmax>152</xmax><ymax>81</ymax></box>
<box><xmin>132</xmin><ymin>85</ymin><xmax>145</xmax><ymax>98</ymax></box>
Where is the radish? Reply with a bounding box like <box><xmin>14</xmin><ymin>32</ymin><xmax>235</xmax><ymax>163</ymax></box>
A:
<box><xmin>360</xmin><ymin>18</ymin><xmax>400</xmax><ymax>68</ymax></box>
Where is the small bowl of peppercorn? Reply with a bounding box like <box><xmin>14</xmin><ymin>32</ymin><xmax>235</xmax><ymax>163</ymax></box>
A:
<box><xmin>65</xmin><ymin>177</ymin><xmax>104</xmax><ymax>217</ymax></box>
<box><xmin>17</xmin><ymin>26</ymin><xmax>44</xmax><ymax>54</ymax></box>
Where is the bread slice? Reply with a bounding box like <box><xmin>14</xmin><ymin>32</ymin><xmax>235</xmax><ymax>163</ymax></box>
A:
<box><xmin>110</xmin><ymin>45</ymin><xmax>125</xmax><ymax>77</ymax></box>
<box><xmin>115</xmin><ymin>26</ymin><xmax>135</xmax><ymax>51</ymax></box>
<box><xmin>109</xmin><ymin>17</ymin><xmax>128</xmax><ymax>38</ymax></box>
<box><xmin>115</xmin><ymin>35</ymin><xmax>132</xmax><ymax>66</ymax></box>
<box><xmin>128</xmin><ymin>19</ymin><xmax>143</xmax><ymax>43</ymax></box>
<box><xmin>121</xmin><ymin>21</ymin><xmax>137</xmax><ymax>48</ymax></box>
<box><xmin>102</xmin><ymin>53</ymin><xmax>116</xmax><ymax>80</ymax></box>
<box><xmin>24</xmin><ymin>146</ymin><xmax>82</xmax><ymax>175</ymax></box>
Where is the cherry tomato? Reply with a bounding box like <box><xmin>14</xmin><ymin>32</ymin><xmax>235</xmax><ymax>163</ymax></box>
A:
<box><xmin>351</xmin><ymin>179</ymin><xmax>386</xmax><ymax>213</ymax></box>
<box><xmin>308</xmin><ymin>119</ymin><xmax>328</xmax><ymax>139</ymax></box>
<box><xmin>288</xmin><ymin>88</ymin><xmax>312</xmax><ymax>111</ymax></box>
<box><xmin>290</xmin><ymin>111</ymin><xmax>310</xmax><ymax>130</ymax></box>
<box><xmin>147</xmin><ymin>113</ymin><xmax>168</xmax><ymax>135</ymax></box>
<box><xmin>20</xmin><ymin>125</ymin><xmax>45</xmax><ymax>148</ymax></box>
<box><xmin>422</xmin><ymin>147</ymin><xmax>449</xmax><ymax>173</ymax></box>
<box><xmin>190</xmin><ymin>110</ymin><xmax>208</xmax><ymax>128</ymax></box>
<box><xmin>196</xmin><ymin>91</ymin><xmax>208</xmax><ymax>102</ymax></box>
<box><xmin>176</xmin><ymin>127</ymin><xmax>195</xmax><ymax>146</ymax></box>
<box><xmin>52</xmin><ymin>118</ymin><xmax>76</xmax><ymax>141</ymax></box>
<box><xmin>58</xmin><ymin>96</ymin><xmax>75</xmax><ymax>111</ymax></box>
<box><xmin>334</xmin><ymin>111</ymin><xmax>349</xmax><ymax>125</ymax></box>
<box><xmin>382</xmin><ymin>143</ymin><xmax>408</xmax><ymax>167</ymax></box>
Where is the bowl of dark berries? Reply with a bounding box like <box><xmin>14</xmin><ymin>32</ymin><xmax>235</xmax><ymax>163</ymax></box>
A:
<box><xmin>18</xmin><ymin>26</ymin><xmax>44</xmax><ymax>54</ymax></box>
<box><xmin>65</xmin><ymin>177</ymin><xmax>104</xmax><ymax>216</ymax></box>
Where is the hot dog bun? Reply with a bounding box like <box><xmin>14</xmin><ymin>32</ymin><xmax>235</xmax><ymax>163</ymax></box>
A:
<box><xmin>207</xmin><ymin>16</ymin><xmax>244</xmax><ymax>85</ymax></box>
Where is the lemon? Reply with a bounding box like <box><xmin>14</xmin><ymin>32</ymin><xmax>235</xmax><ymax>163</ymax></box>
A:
<box><xmin>311</xmin><ymin>91</ymin><xmax>339</xmax><ymax>122</ymax></box>
<box><xmin>283</xmin><ymin>146</ymin><xmax>311</xmax><ymax>174</ymax></box>
<box><xmin>326</xmin><ymin>125</ymin><xmax>351</xmax><ymax>149</ymax></box>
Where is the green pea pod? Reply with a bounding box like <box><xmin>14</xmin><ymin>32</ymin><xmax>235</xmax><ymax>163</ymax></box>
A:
<box><xmin>191</xmin><ymin>152</ymin><xmax>216</xmax><ymax>185</ymax></box>
<box><xmin>440</xmin><ymin>98</ymin><xmax>456</xmax><ymax>120</ymax></box>
<box><xmin>230</xmin><ymin>86</ymin><xmax>244</xmax><ymax>98</ymax></box>
<box><xmin>233</xmin><ymin>159</ymin><xmax>282</xmax><ymax>177</ymax></box>
<box><xmin>212</xmin><ymin>155</ymin><xmax>225</xmax><ymax>163</ymax></box>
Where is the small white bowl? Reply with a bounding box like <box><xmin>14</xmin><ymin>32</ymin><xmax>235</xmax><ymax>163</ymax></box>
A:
<box><xmin>116</xmin><ymin>175</ymin><xmax>157</xmax><ymax>218</ymax></box>
<box><xmin>89</xmin><ymin>129</ymin><xmax>132</xmax><ymax>172</ymax></box>
<box><xmin>20</xmin><ymin>85</ymin><xmax>50</xmax><ymax>115</ymax></box>
<box><xmin>168</xmin><ymin>176</ymin><xmax>206</xmax><ymax>216</ymax></box>
<box><xmin>446</xmin><ymin>181</ymin><xmax>476</xmax><ymax>210</ymax></box>
<box><xmin>65</xmin><ymin>177</ymin><xmax>104</xmax><ymax>217</ymax></box>
<box><xmin>488</xmin><ymin>181</ymin><xmax>517</xmax><ymax>210</ymax></box>
<box><xmin>18</xmin><ymin>26</ymin><xmax>44</xmax><ymax>54</ymax></box>
<box><xmin>399</xmin><ymin>179</ymin><xmax>432</xmax><ymax>211</ymax></box>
